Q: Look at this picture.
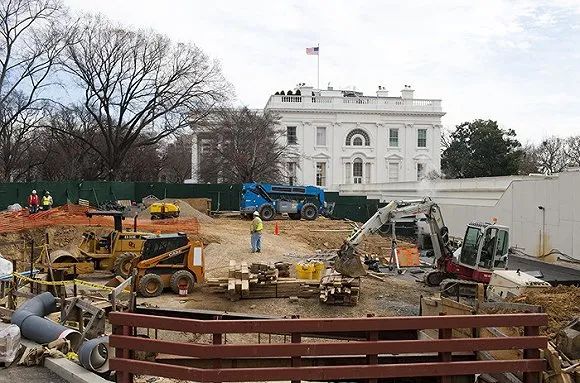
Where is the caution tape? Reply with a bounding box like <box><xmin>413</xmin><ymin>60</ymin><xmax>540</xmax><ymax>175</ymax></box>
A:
<box><xmin>12</xmin><ymin>273</ymin><xmax>114</xmax><ymax>291</ymax></box>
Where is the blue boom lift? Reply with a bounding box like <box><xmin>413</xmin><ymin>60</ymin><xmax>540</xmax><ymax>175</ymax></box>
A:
<box><xmin>240</xmin><ymin>183</ymin><xmax>335</xmax><ymax>221</ymax></box>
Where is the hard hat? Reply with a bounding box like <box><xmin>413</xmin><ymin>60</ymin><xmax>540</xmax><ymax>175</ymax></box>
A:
<box><xmin>45</xmin><ymin>191</ymin><xmax>50</xmax><ymax>195</ymax></box>
<box><xmin>253</xmin><ymin>211</ymin><xmax>260</xmax><ymax>216</ymax></box>
<box><xmin>32</xmin><ymin>190</ymin><xmax>36</xmax><ymax>194</ymax></box>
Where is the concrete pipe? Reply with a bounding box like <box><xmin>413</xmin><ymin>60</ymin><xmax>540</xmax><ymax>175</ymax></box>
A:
<box><xmin>78</xmin><ymin>336</ymin><xmax>110</xmax><ymax>373</ymax></box>
<box><xmin>11</xmin><ymin>292</ymin><xmax>82</xmax><ymax>351</ymax></box>
<box><xmin>49</xmin><ymin>249</ymin><xmax>79</xmax><ymax>264</ymax></box>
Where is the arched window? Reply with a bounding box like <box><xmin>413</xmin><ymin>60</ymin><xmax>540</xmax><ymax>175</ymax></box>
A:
<box><xmin>345</xmin><ymin>129</ymin><xmax>370</xmax><ymax>146</ymax></box>
<box><xmin>353</xmin><ymin>157</ymin><xmax>363</xmax><ymax>183</ymax></box>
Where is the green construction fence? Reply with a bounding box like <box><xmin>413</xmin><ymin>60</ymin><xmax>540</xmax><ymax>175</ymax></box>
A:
<box><xmin>0</xmin><ymin>182</ymin><xmax>380</xmax><ymax>223</ymax></box>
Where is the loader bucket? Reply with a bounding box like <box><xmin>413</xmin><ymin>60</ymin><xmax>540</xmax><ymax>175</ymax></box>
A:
<box><xmin>333</xmin><ymin>242</ymin><xmax>367</xmax><ymax>277</ymax></box>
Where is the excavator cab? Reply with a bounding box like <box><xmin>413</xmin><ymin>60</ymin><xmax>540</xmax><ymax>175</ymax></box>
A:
<box><xmin>457</xmin><ymin>222</ymin><xmax>509</xmax><ymax>272</ymax></box>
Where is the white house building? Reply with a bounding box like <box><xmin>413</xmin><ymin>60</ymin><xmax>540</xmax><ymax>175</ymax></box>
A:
<box><xmin>189</xmin><ymin>84</ymin><xmax>445</xmax><ymax>190</ymax></box>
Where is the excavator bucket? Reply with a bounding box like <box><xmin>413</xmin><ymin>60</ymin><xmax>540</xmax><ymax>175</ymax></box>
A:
<box><xmin>333</xmin><ymin>242</ymin><xmax>367</xmax><ymax>277</ymax></box>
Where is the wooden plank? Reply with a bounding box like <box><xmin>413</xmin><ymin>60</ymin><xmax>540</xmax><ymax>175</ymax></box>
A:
<box><xmin>367</xmin><ymin>273</ymin><xmax>385</xmax><ymax>282</ymax></box>
<box><xmin>112</xmin><ymin>276</ymin><xmax>133</xmax><ymax>297</ymax></box>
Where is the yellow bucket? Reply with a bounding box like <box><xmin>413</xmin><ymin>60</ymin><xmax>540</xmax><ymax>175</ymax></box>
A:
<box><xmin>295</xmin><ymin>262</ymin><xmax>314</xmax><ymax>279</ymax></box>
<box><xmin>311</xmin><ymin>261</ymin><xmax>325</xmax><ymax>280</ymax></box>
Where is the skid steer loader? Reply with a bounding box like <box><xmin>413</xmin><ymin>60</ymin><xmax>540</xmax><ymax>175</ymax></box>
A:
<box><xmin>133</xmin><ymin>233</ymin><xmax>205</xmax><ymax>297</ymax></box>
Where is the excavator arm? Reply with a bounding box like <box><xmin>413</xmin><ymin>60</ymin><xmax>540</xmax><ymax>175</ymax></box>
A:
<box><xmin>334</xmin><ymin>198</ymin><xmax>449</xmax><ymax>277</ymax></box>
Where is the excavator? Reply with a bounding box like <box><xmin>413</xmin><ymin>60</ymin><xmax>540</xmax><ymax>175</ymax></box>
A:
<box><xmin>334</xmin><ymin>198</ymin><xmax>510</xmax><ymax>292</ymax></box>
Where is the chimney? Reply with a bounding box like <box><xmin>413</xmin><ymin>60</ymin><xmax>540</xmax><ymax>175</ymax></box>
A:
<box><xmin>376</xmin><ymin>85</ymin><xmax>389</xmax><ymax>97</ymax></box>
<box><xmin>300</xmin><ymin>84</ymin><xmax>313</xmax><ymax>95</ymax></box>
<box><xmin>401</xmin><ymin>85</ymin><xmax>414</xmax><ymax>99</ymax></box>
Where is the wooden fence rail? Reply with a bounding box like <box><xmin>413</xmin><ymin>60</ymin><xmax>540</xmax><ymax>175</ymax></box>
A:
<box><xmin>109</xmin><ymin>312</ymin><xmax>548</xmax><ymax>383</ymax></box>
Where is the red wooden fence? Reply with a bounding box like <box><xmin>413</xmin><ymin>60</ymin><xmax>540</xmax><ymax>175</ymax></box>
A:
<box><xmin>110</xmin><ymin>312</ymin><xmax>547</xmax><ymax>383</ymax></box>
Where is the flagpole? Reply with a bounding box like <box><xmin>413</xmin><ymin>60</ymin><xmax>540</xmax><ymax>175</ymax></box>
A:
<box><xmin>317</xmin><ymin>43</ymin><xmax>320</xmax><ymax>89</ymax></box>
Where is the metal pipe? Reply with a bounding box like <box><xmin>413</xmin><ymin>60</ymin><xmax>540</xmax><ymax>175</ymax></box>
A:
<box><xmin>11</xmin><ymin>292</ymin><xmax>82</xmax><ymax>350</ymax></box>
<box><xmin>538</xmin><ymin>206</ymin><xmax>545</xmax><ymax>256</ymax></box>
<box><xmin>79</xmin><ymin>336</ymin><xmax>110</xmax><ymax>373</ymax></box>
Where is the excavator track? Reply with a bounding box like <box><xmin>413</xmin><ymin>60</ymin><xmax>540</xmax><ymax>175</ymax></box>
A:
<box><xmin>440</xmin><ymin>278</ymin><xmax>479</xmax><ymax>298</ymax></box>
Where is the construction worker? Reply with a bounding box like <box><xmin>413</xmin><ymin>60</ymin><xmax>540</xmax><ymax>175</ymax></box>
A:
<box><xmin>41</xmin><ymin>191</ymin><xmax>53</xmax><ymax>210</ymax></box>
<box><xmin>250</xmin><ymin>211</ymin><xmax>263</xmax><ymax>253</ymax></box>
<box><xmin>27</xmin><ymin>190</ymin><xmax>39</xmax><ymax>214</ymax></box>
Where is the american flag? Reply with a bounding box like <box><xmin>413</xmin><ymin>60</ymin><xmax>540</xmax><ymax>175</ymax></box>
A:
<box><xmin>306</xmin><ymin>46</ymin><xmax>319</xmax><ymax>55</ymax></box>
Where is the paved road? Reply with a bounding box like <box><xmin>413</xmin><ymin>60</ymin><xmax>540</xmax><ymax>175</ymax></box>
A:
<box><xmin>509</xmin><ymin>255</ymin><xmax>580</xmax><ymax>285</ymax></box>
<box><xmin>0</xmin><ymin>366</ymin><xmax>67</xmax><ymax>383</ymax></box>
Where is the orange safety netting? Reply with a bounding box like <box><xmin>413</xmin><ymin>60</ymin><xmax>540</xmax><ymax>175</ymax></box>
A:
<box><xmin>0</xmin><ymin>204</ymin><xmax>199</xmax><ymax>235</ymax></box>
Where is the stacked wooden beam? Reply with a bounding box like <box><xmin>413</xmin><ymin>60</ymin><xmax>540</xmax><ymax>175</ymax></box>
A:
<box><xmin>249</xmin><ymin>262</ymin><xmax>279</xmax><ymax>284</ymax></box>
<box><xmin>206</xmin><ymin>261</ymin><xmax>318</xmax><ymax>301</ymax></box>
<box><xmin>274</xmin><ymin>262</ymin><xmax>291</xmax><ymax>278</ymax></box>
<box><xmin>319</xmin><ymin>271</ymin><xmax>361</xmax><ymax>306</ymax></box>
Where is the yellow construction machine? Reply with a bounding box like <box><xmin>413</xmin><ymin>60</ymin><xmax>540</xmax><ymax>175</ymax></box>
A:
<box><xmin>133</xmin><ymin>233</ymin><xmax>205</xmax><ymax>297</ymax></box>
<box><xmin>149</xmin><ymin>202</ymin><xmax>180</xmax><ymax>220</ymax></box>
<box><xmin>35</xmin><ymin>210</ymin><xmax>152</xmax><ymax>279</ymax></box>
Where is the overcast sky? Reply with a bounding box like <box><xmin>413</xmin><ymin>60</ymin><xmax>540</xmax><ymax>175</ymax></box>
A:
<box><xmin>63</xmin><ymin>0</ymin><xmax>580</xmax><ymax>143</ymax></box>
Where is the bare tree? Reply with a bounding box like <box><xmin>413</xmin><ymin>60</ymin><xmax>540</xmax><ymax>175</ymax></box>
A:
<box><xmin>37</xmin><ymin>106</ymin><xmax>106</xmax><ymax>180</ymax></box>
<box><xmin>534</xmin><ymin>136</ymin><xmax>569</xmax><ymax>174</ymax></box>
<box><xmin>159</xmin><ymin>133</ymin><xmax>192</xmax><ymax>183</ymax></box>
<box><xmin>55</xmin><ymin>16</ymin><xmax>229</xmax><ymax>180</ymax></box>
<box><xmin>118</xmin><ymin>141</ymin><xmax>163</xmax><ymax>181</ymax></box>
<box><xmin>0</xmin><ymin>0</ymin><xmax>68</xmax><ymax>180</ymax></box>
<box><xmin>518</xmin><ymin>144</ymin><xmax>539</xmax><ymax>175</ymax></box>
<box><xmin>0</xmin><ymin>98</ymin><xmax>46</xmax><ymax>180</ymax></box>
<box><xmin>565</xmin><ymin>136</ymin><xmax>580</xmax><ymax>167</ymax></box>
<box><xmin>196</xmin><ymin>107</ymin><xmax>285</xmax><ymax>183</ymax></box>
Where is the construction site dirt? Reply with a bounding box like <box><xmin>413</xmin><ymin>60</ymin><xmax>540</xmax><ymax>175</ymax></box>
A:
<box><xmin>2</xmin><ymin>207</ymin><xmax>580</xmax><ymax>383</ymax></box>
<box><xmin>0</xmin><ymin>214</ymin><xmax>433</xmax><ymax>318</ymax></box>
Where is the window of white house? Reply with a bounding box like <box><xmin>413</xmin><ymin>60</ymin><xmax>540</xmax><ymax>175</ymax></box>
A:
<box><xmin>345</xmin><ymin>129</ymin><xmax>370</xmax><ymax>146</ymax></box>
<box><xmin>388</xmin><ymin>162</ymin><xmax>399</xmax><ymax>182</ymax></box>
<box><xmin>316</xmin><ymin>162</ymin><xmax>326</xmax><ymax>186</ymax></box>
<box><xmin>417</xmin><ymin>129</ymin><xmax>427</xmax><ymax>147</ymax></box>
<box><xmin>287</xmin><ymin>162</ymin><xmax>297</xmax><ymax>185</ymax></box>
<box><xmin>417</xmin><ymin>163</ymin><xmax>426</xmax><ymax>181</ymax></box>
<box><xmin>353</xmin><ymin>158</ymin><xmax>363</xmax><ymax>184</ymax></box>
<box><xmin>316</xmin><ymin>127</ymin><xmax>326</xmax><ymax>146</ymax></box>
<box><xmin>389</xmin><ymin>129</ymin><xmax>399</xmax><ymax>147</ymax></box>
<box><xmin>287</xmin><ymin>126</ymin><xmax>297</xmax><ymax>145</ymax></box>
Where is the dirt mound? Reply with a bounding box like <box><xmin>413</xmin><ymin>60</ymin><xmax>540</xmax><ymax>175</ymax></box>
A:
<box><xmin>510</xmin><ymin>285</ymin><xmax>580</xmax><ymax>338</ymax></box>
<box><xmin>138</xmin><ymin>199</ymin><xmax>214</xmax><ymax>223</ymax></box>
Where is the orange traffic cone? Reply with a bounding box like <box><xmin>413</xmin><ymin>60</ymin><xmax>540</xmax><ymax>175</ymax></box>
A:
<box><xmin>274</xmin><ymin>221</ymin><xmax>280</xmax><ymax>235</ymax></box>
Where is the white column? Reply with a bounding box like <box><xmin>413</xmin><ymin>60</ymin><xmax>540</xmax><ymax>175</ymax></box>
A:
<box><xmin>191</xmin><ymin>134</ymin><xmax>199</xmax><ymax>182</ymax></box>
<box><xmin>433</xmin><ymin>124</ymin><xmax>442</xmax><ymax>173</ymax></box>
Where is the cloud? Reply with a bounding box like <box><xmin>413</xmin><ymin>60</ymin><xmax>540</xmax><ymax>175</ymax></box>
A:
<box><xmin>63</xmin><ymin>0</ymin><xmax>580</xmax><ymax>142</ymax></box>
